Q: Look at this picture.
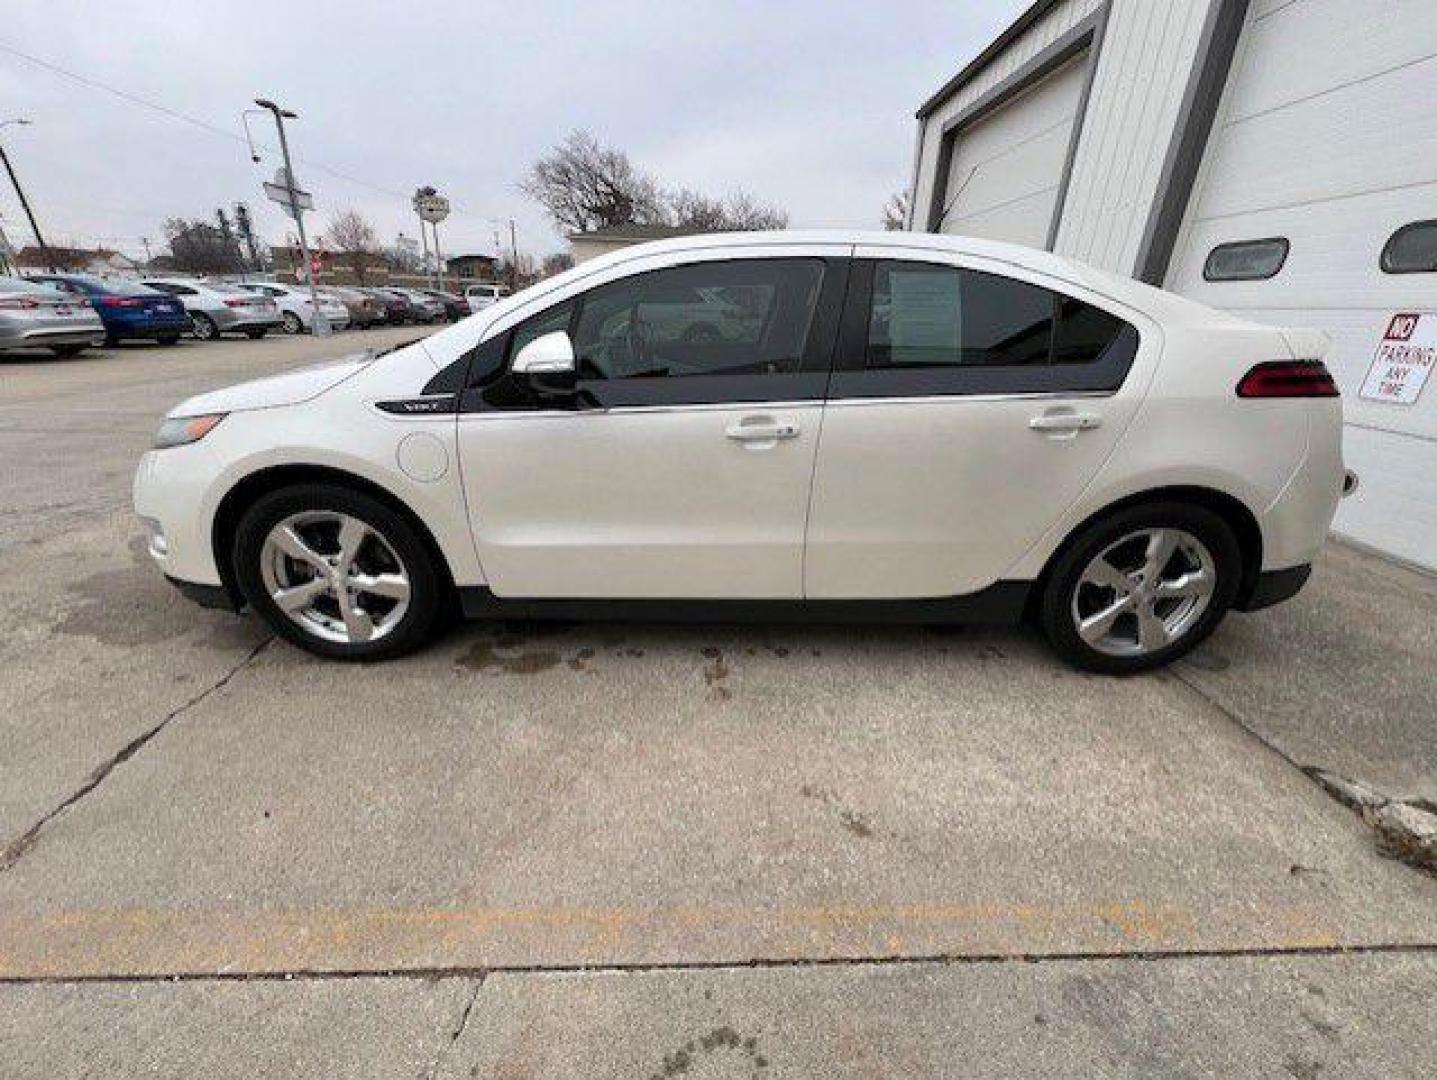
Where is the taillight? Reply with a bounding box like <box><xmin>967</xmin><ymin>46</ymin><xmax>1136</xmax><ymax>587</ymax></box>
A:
<box><xmin>99</xmin><ymin>296</ymin><xmax>145</xmax><ymax>308</ymax></box>
<box><xmin>0</xmin><ymin>297</ymin><xmax>39</xmax><ymax>309</ymax></box>
<box><xmin>224</xmin><ymin>298</ymin><xmax>250</xmax><ymax>308</ymax></box>
<box><xmin>1236</xmin><ymin>361</ymin><xmax>1340</xmax><ymax>398</ymax></box>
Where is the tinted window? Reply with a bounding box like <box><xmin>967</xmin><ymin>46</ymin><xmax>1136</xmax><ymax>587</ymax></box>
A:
<box><xmin>1203</xmin><ymin>238</ymin><xmax>1288</xmax><ymax>281</ymax></box>
<box><xmin>571</xmin><ymin>259</ymin><xmax>825</xmax><ymax>380</ymax></box>
<box><xmin>1380</xmin><ymin>220</ymin><xmax>1437</xmax><ymax>274</ymax></box>
<box><xmin>865</xmin><ymin>262</ymin><xmax>1124</xmax><ymax>369</ymax></box>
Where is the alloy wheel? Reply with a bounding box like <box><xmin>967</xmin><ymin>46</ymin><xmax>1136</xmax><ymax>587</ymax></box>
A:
<box><xmin>1070</xmin><ymin>527</ymin><xmax>1216</xmax><ymax>657</ymax></box>
<box><xmin>258</xmin><ymin>511</ymin><xmax>412</xmax><ymax>644</ymax></box>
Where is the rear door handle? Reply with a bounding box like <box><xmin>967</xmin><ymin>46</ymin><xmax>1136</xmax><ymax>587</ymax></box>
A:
<box><xmin>726</xmin><ymin>417</ymin><xmax>800</xmax><ymax>442</ymax></box>
<box><xmin>1029</xmin><ymin>410</ymin><xmax>1102</xmax><ymax>433</ymax></box>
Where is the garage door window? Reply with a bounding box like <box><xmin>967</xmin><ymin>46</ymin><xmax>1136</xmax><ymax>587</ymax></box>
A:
<box><xmin>1203</xmin><ymin>238</ymin><xmax>1289</xmax><ymax>282</ymax></box>
<box><xmin>1380</xmin><ymin>220</ymin><xmax>1437</xmax><ymax>274</ymax></box>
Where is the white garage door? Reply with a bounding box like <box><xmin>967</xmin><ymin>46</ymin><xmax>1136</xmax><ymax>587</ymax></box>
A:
<box><xmin>1166</xmin><ymin>0</ymin><xmax>1437</xmax><ymax>571</ymax></box>
<box><xmin>936</xmin><ymin>54</ymin><xmax>1089</xmax><ymax>249</ymax></box>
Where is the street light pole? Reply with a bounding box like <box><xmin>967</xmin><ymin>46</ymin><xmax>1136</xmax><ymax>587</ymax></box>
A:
<box><xmin>0</xmin><ymin>119</ymin><xmax>55</xmax><ymax>272</ymax></box>
<box><xmin>253</xmin><ymin>99</ymin><xmax>329</xmax><ymax>335</ymax></box>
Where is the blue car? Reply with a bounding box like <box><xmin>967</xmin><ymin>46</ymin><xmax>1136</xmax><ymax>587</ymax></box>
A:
<box><xmin>24</xmin><ymin>273</ymin><xmax>192</xmax><ymax>345</ymax></box>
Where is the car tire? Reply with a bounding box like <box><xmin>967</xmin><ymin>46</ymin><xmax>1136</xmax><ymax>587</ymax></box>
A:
<box><xmin>233</xmin><ymin>483</ymin><xmax>443</xmax><ymax>661</ymax></box>
<box><xmin>191</xmin><ymin>313</ymin><xmax>220</xmax><ymax>341</ymax></box>
<box><xmin>49</xmin><ymin>343</ymin><xmax>87</xmax><ymax>358</ymax></box>
<box><xmin>156</xmin><ymin>335</ymin><xmax>181</xmax><ymax>346</ymax></box>
<box><xmin>245</xmin><ymin>328</ymin><xmax>268</xmax><ymax>340</ymax></box>
<box><xmin>104</xmin><ymin>333</ymin><xmax>121</xmax><ymax>347</ymax></box>
<box><xmin>1038</xmin><ymin>502</ymin><xmax>1241</xmax><ymax>675</ymax></box>
<box><xmin>282</xmin><ymin>311</ymin><xmax>304</xmax><ymax>335</ymax></box>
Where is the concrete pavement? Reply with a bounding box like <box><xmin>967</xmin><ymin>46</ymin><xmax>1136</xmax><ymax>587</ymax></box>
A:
<box><xmin>1</xmin><ymin>331</ymin><xmax>1434</xmax><ymax>1075</ymax></box>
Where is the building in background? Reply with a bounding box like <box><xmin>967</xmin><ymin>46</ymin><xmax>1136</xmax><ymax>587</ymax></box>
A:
<box><xmin>445</xmin><ymin>253</ymin><xmax>499</xmax><ymax>282</ymax></box>
<box><xmin>568</xmin><ymin>224</ymin><xmax>702</xmax><ymax>265</ymax></box>
<box><xmin>908</xmin><ymin>0</ymin><xmax>1437</xmax><ymax>571</ymax></box>
<box><xmin>12</xmin><ymin>245</ymin><xmax>141</xmax><ymax>276</ymax></box>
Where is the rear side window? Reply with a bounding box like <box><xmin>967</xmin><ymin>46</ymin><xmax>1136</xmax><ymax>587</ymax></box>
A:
<box><xmin>1203</xmin><ymin>238</ymin><xmax>1289</xmax><ymax>281</ymax></box>
<box><xmin>1380</xmin><ymin>220</ymin><xmax>1437</xmax><ymax>274</ymax></box>
<box><xmin>865</xmin><ymin>262</ymin><xmax>1127</xmax><ymax>369</ymax></box>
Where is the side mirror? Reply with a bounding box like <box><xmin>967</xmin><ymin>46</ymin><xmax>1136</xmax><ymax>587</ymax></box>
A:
<box><xmin>511</xmin><ymin>330</ymin><xmax>576</xmax><ymax>396</ymax></box>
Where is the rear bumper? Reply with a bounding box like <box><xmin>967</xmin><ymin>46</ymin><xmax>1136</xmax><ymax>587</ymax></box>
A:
<box><xmin>1236</xmin><ymin>564</ymin><xmax>1311</xmax><ymax>612</ymax></box>
<box><xmin>0</xmin><ymin>327</ymin><xmax>105</xmax><ymax>349</ymax></box>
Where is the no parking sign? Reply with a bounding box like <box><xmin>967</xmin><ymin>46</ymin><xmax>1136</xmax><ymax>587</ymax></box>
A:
<box><xmin>1360</xmin><ymin>312</ymin><xmax>1435</xmax><ymax>404</ymax></box>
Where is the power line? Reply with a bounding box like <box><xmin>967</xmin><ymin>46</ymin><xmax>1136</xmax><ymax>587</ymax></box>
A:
<box><xmin>0</xmin><ymin>39</ymin><xmax>408</xmax><ymax>200</ymax></box>
<box><xmin>0</xmin><ymin>38</ymin><xmax>528</xmax><ymax>251</ymax></box>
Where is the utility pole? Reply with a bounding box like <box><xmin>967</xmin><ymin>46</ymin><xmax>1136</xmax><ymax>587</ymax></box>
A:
<box><xmin>253</xmin><ymin>99</ymin><xmax>329</xmax><ymax>334</ymax></box>
<box><xmin>0</xmin><ymin>119</ymin><xmax>54</xmax><ymax>272</ymax></box>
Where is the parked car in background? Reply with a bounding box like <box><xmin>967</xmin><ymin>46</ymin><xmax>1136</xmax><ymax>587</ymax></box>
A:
<box><xmin>140</xmin><ymin>278</ymin><xmax>283</xmax><ymax>341</ymax></box>
<box><xmin>388</xmin><ymin>287</ymin><xmax>446</xmax><ymax>324</ymax></box>
<box><xmin>464</xmin><ymin>282</ymin><xmax>506</xmax><ymax>311</ymax></box>
<box><xmin>354</xmin><ymin>287</ymin><xmax>407</xmax><ymax>325</ymax></box>
<box><xmin>135</xmin><ymin>231</ymin><xmax>1349</xmax><ymax>670</ymax></box>
<box><xmin>0</xmin><ymin>276</ymin><xmax>106</xmax><ymax>357</ymax></box>
<box><xmin>359</xmin><ymin>287</ymin><xmax>423</xmax><ymax>325</ymax></box>
<box><xmin>323</xmin><ymin>286</ymin><xmax>385</xmax><ymax>329</ymax></box>
<box><xmin>414</xmin><ymin>288</ymin><xmax>470</xmax><ymax>322</ymax></box>
<box><xmin>236</xmin><ymin>281</ymin><xmax>349</xmax><ymax>335</ymax></box>
<box><xmin>25</xmin><ymin>272</ymin><xmax>191</xmax><ymax>345</ymax></box>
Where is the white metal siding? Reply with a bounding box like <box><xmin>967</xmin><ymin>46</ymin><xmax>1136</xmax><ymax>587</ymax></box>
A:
<box><xmin>1053</xmin><ymin>0</ymin><xmax>1218</xmax><ymax>272</ymax></box>
<box><xmin>1167</xmin><ymin>0</ymin><xmax>1437</xmax><ymax>570</ymax></box>
<box><xmin>936</xmin><ymin>56</ymin><xmax>1088</xmax><ymax>247</ymax></box>
<box><xmin>911</xmin><ymin>0</ymin><xmax>1101</xmax><ymax>229</ymax></box>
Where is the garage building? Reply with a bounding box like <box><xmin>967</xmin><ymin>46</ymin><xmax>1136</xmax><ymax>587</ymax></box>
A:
<box><xmin>908</xmin><ymin>0</ymin><xmax>1437</xmax><ymax>571</ymax></box>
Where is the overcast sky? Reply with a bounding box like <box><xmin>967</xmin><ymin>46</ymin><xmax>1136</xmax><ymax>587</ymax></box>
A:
<box><xmin>0</xmin><ymin>1</ymin><xmax>1026</xmax><ymax>263</ymax></box>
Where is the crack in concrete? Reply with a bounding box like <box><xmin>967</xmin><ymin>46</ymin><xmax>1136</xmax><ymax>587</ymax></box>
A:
<box><xmin>0</xmin><ymin>637</ymin><xmax>272</xmax><ymax>873</ymax></box>
<box><xmin>1166</xmin><ymin>668</ymin><xmax>1437</xmax><ymax>876</ymax></box>
<box><xmin>3</xmin><ymin>941</ymin><xmax>1436</xmax><ymax>987</ymax></box>
<box><xmin>423</xmin><ymin>976</ymin><xmax>484</xmax><ymax>1080</ymax></box>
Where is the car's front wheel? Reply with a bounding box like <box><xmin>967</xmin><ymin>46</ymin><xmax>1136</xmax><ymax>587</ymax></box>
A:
<box><xmin>1039</xmin><ymin>502</ymin><xmax>1241</xmax><ymax>674</ymax></box>
<box><xmin>233</xmin><ymin>484</ymin><xmax>443</xmax><ymax>660</ymax></box>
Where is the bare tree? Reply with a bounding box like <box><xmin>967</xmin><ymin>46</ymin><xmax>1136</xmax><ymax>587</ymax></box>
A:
<box><xmin>670</xmin><ymin>189</ymin><xmax>788</xmax><ymax>231</ymax></box>
<box><xmin>541</xmin><ymin>252</ymin><xmax>574</xmax><ymax>277</ymax></box>
<box><xmin>882</xmin><ymin>190</ymin><xmax>912</xmax><ymax>231</ymax></box>
<box><xmin>164</xmin><ymin>218</ymin><xmax>241</xmax><ymax>274</ymax></box>
<box><xmin>327</xmin><ymin>208</ymin><xmax>380</xmax><ymax>284</ymax></box>
<box><xmin>521</xmin><ymin>131</ymin><xmax>667</xmax><ymax>234</ymax></box>
<box><xmin>521</xmin><ymin>130</ymin><xmax>788</xmax><ymax>235</ymax></box>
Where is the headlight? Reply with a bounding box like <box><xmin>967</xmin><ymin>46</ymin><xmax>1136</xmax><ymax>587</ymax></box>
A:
<box><xmin>154</xmin><ymin>413</ymin><xmax>226</xmax><ymax>449</ymax></box>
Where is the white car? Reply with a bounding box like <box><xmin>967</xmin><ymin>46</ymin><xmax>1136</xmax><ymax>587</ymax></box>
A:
<box><xmin>140</xmin><ymin>278</ymin><xmax>283</xmax><ymax>341</ymax></box>
<box><xmin>237</xmin><ymin>281</ymin><xmax>350</xmax><ymax>335</ymax></box>
<box><xmin>464</xmin><ymin>282</ymin><xmax>505</xmax><ymax>311</ymax></box>
<box><xmin>133</xmin><ymin>232</ymin><xmax>1349</xmax><ymax>672</ymax></box>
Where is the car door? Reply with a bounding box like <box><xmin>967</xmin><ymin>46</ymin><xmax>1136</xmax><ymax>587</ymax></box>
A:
<box><xmin>804</xmin><ymin>246</ymin><xmax>1152</xmax><ymax>599</ymax></box>
<box><xmin>455</xmin><ymin>247</ymin><xmax>849</xmax><ymax>598</ymax></box>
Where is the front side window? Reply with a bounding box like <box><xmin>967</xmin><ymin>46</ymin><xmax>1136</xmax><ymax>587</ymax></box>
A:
<box><xmin>865</xmin><ymin>262</ymin><xmax>1125</xmax><ymax>370</ymax></box>
<box><xmin>571</xmin><ymin>259</ymin><xmax>825</xmax><ymax>381</ymax></box>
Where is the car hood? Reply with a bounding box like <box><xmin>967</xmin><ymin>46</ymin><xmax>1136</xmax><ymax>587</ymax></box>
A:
<box><xmin>167</xmin><ymin>353</ymin><xmax>373</xmax><ymax>417</ymax></box>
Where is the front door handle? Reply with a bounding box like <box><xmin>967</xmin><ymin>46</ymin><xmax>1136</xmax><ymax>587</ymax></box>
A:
<box><xmin>726</xmin><ymin>417</ymin><xmax>800</xmax><ymax>443</ymax></box>
<box><xmin>1029</xmin><ymin>410</ymin><xmax>1102</xmax><ymax>434</ymax></box>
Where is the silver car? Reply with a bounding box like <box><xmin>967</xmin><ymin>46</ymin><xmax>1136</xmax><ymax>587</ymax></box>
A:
<box><xmin>0</xmin><ymin>275</ymin><xmax>105</xmax><ymax>357</ymax></box>
<box><xmin>140</xmin><ymin>277</ymin><xmax>283</xmax><ymax>341</ymax></box>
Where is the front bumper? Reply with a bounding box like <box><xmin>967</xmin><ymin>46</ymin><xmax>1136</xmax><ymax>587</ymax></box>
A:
<box><xmin>134</xmin><ymin>442</ymin><xmax>226</xmax><ymax>587</ymax></box>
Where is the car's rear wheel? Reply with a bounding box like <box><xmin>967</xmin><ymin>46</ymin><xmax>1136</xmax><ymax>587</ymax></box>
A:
<box><xmin>1039</xmin><ymin>502</ymin><xmax>1241</xmax><ymax>674</ymax></box>
<box><xmin>191</xmin><ymin>313</ymin><xmax>219</xmax><ymax>341</ymax></box>
<box><xmin>282</xmin><ymin>311</ymin><xmax>304</xmax><ymax>335</ymax></box>
<box><xmin>234</xmin><ymin>484</ymin><xmax>443</xmax><ymax>661</ymax></box>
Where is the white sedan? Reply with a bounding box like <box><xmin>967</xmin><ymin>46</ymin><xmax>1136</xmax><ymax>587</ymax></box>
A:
<box><xmin>133</xmin><ymin>232</ymin><xmax>1349</xmax><ymax>672</ymax></box>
